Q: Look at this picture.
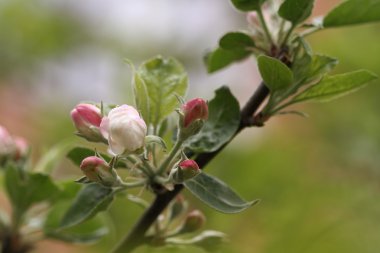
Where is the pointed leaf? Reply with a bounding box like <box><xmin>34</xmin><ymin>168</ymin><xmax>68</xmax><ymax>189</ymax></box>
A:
<box><xmin>60</xmin><ymin>184</ymin><xmax>114</xmax><ymax>228</ymax></box>
<box><xmin>5</xmin><ymin>165</ymin><xmax>60</xmax><ymax>212</ymax></box>
<box><xmin>292</xmin><ymin>70</ymin><xmax>378</xmax><ymax>103</ymax></box>
<box><xmin>324</xmin><ymin>0</ymin><xmax>380</xmax><ymax>28</ymax></box>
<box><xmin>67</xmin><ymin>147</ymin><xmax>95</xmax><ymax>166</ymax></box>
<box><xmin>219</xmin><ymin>32</ymin><xmax>255</xmax><ymax>51</ymax></box>
<box><xmin>136</xmin><ymin>56</ymin><xmax>188</xmax><ymax>127</ymax></box>
<box><xmin>134</xmin><ymin>73</ymin><xmax>150</xmax><ymax>125</ymax></box>
<box><xmin>279</xmin><ymin>0</ymin><xmax>315</xmax><ymax>25</ymax></box>
<box><xmin>258</xmin><ymin>55</ymin><xmax>294</xmax><ymax>91</ymax></box>
<box><xmin>184</xmin><ymin>172</ymin><xmax>259</xmax><ymax>213</ymax></box>
<box><xmin>145</xmin><ymin>135</ymin><xmax>167</xmax><ymax>150</ymax></box>
<box><xmin>205</xmin><ymin>48</ymin><xmax>250</xmax><ymax>73</ymax></box>
<box><xmin>230</xmin><ymin>0</ymin><xmax>265</xmax><ymax>11</ymax></box>
<box><xmin>45</xmin><ymin>201</ymin><xmax>108</xmax><ymax>244</ymax></box>
<box><xmin>185</xmin><ymin>86</ymin><xmax>240</xmax><ymax>153</ymax></box>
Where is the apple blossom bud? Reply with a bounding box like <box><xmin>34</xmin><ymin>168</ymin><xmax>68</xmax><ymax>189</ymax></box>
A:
<box><xmin>100</xmin><ymin>104</ymin><xmax>147</xmax><ymax>155</ymax></box>
<box><xmin>170</xmin><ymin>159</ymin><xmax>201</xmax><ymax>184</ymax></box>
<box><xmin>181</xmin><ymin>210</ymin><xmax>206</xmax><ymax>233</ymax></box>
<box><xmin>13</xmin><ymin>137</ymin><xmax>28</xmax><ymax>160</ymax></box>
<box><xmin>0</xmin><ymin>125</ymin><xmax>16</xmax><ymax>162</ymax></box>
<box><xmin>80</xmin><ymin>156</ymin><xmax>117</xmax><ymax>187</ymax></box>
<box><xmin>182</xmin><ymin>98</ymin><xmax>208</xmax><ymax>128</ymax></box>
<box><xmin>70</xmin><ymin>103</ymin><xmax>104</xmax><ymax>142</ymax></box>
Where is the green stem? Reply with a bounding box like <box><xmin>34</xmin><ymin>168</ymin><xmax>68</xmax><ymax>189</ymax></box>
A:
<box><xmin>120</xmin><ymin>179</ymin><xmax>147</xmax><ymax>189</ymax></box>
<box><xmin>157</xmin><ymin>140</ymin><xmax>183</xmax><ymax>175</ymax></box>
<box><xmin>281</xmin><ymin>24</ymin><xmax>295</xmax><ymax>47</ymax></box>
<box><xmin>257</xmin><ymin>8</ymin><xmax>274</xmax><ymax>46</ymax></box>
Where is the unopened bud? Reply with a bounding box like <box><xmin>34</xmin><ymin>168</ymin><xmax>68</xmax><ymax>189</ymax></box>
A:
<box><xmin>13</xmin><ymin>137</ymin><xmax>28</xmax><ymax>160</ymax></box>
<box><xmin>170</xmin><ymin>159</ymin><xmax>201</xmax><ymax>184</ymax></box>
<box><xmin>80</xmin><ymin>156</ymin><xmax>117</xmax><ymax>187</ymax></box>
<box><xmin>181</xmin><ymin>210</ymin><xmax>206</xmax><ymax>233</ymax></box>
<box><xmin>100</xmin><ymin>104</ymin><xmax>147</xmax><ymax>155</ymax></box>
<box><xmin>71</xmin><ymin>103</ymin><xmax>104</xmax><ymax>142</ymax></box>
<box><xmin>182</xmin><ymin>98</ymin><xmax>208</xmax><ymax>128</ymax></box>
<box><xmin>0</xmin><ymin>125</ymin><xmax>16</xmax><ymax>163</ymax></box>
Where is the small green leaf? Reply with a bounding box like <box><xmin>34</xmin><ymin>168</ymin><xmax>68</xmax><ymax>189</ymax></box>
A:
<box><xmin>136</xmin><ymin>56</ymin><xmax>188</xmax><ymax>127</ymax></box>
<box><xmin>184</xmin><ymin>173</ymin><xmax>259</xmax><ymax>213</ymax></box>
<box><xmin>5</xmin><ymin>165</ymin><xmax>60</xmax><ymax>212</ymax></box>
<box><xmin>230</xmin><ymin>0</ymin><xmax>265</xmax><ymax>11</ymax></box>
<box><xmin>258</xmin><ymin>55</ymin><xmax>294</xmax><ymax>91</ymax></box>
<box><xmin>67</xmin><ymin>147</ymin><xmax>127</xmax><ymax>169</ymax></box>
<box><xmin>324</xmin><ymin>0</ymin><xmax>380</xmax><ymax>28</ymax></box>
<box><xmin>205</xmin><ymin>48</ymin><xmax>250</xmax><ymax>73</ymax></box>
<box><xmin>185</xmin><ymin>86</ymin><xmax>240</xmax><ymax>153</ymax></box>
<box><xmin>67</xmin><ymin>147</ymin><xmax>95</xmax><ymax>166</ymax></box>
<box><xmin>292</xmin><ymin>70</ymin><xmax>378</xmax><ymax>103</ymax></box>
<box><xmin>219</xmin><ymin>32</ymin><xmax>255</xmax><ymax>51</ymax></box>
<box><xmin>60</xmin><ymin>184</ymin><xmax>114</xmax><ymax>228</ymax></box>
<box><xmin>145</xmin><ymin>135</ymin><xmax>167</xmax><ymax>150</ymax></box>
<box><xmin>45</xmin><ymin>202</ymin><xmax>108</xmax><ymax>244</ymax></box>
<box><xmin>134</xmin><ymin>73</ymin><xmax>150</xmax><ymax>125</ymax></box>
<box><xmin>293</xmin><ymin>54</ymin><xmax>338</xmax><ymax>85</ymax></box>
<box><xmin>279</xmin><ymin>0</ymin><xmax>315</xmax><ymax>25</ymax></box>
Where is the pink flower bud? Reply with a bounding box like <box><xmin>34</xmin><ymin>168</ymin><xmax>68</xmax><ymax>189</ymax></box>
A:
<box><xmin>182</xmin><ymin>98</ymin><xmax>208</xmax><ymax>128</ymax></box>
<box><xmin>181</xmin><ymin>210</ymin><xmax>206</xmax><ymax>233</ymax></box>
<box><xmin>100</xmin><ymin>105</ymin><xmax>147</xmax><ymax>155</ymax></box>
<box><xmin>170</xmin><ymin>159</ymin><xmax>201</xmax><ymax>183</ymax></box>
<box><xmin>70</xmin><ymin>103</ymin><xmax>103</xmax><ymax>142</ymax></box>
<box><xmin>80</xmin><ymin>156</ymin><xmax>116</xmax><ymax>187</ymax></box>
<box><xmin>13</xmin><ymin>137</ymin><xmax>28</xmax><ymax>160</ymax></box>
<box><xmin>0</xmin><ymin>125</ymin><xmax>16</xmax><ymax>160</ymax></box>
<box><xmin>179</xmin><ymin>159</ymin><xmax>200</xmax><ymax>172</ymax></box>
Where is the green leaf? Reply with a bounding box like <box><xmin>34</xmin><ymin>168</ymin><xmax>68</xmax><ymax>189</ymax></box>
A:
<box><xmin>205</xmin><ymin>48</ymin><xmax>251</xmax><ymax>73</ymax></box>
<box><xmin>219</xmin><ymin>32</ymin><xmax>255</xmax><ymax>51</ymax></box>
<box><xmin>293</xmin><ymin>54</ymin><xmax>338</xmax><ymax>85</ymax></box>
<box><xmin>185</xmin><ymin>86</ymin><xmax>240</xmax><ymax>153</ymax></box>
<box><xmin>45</xmin><ymin>201</ymin><xmax>108</xmax><ymax>244</ymax></box>
<box><xmin>136</xmin><ymin>56</ymin><xmax>188</xmax><ymax>127</ymax></box>
<box><xmin>292</xmin><ymin>70</ymin><xmax>378</xmax><ymax>103</ymax></box>
<box><xmin>5</xmin><ymin>165</ymin><xmax>60</xmax><ymax>212</ymax></box>
<box><xmin>67</xmin><ymin>147</ymin><xmax>95</xmax><ymax>166</ymax></box>
<box><xmin>60</xmin><ymin>184</ymin><xmax>114</xmax><ymax>228</ymax></box>
<box><xmin>67</xmin><ymin>147</ymin><xmax>127</xmax><ymax>169</ymax></box>
<box><xmin>145</xmin><ymin>135</ymin><xmax>167</xmax><ymax>150</ymax></box>
<box><xmin>133</xmin><ymin>73</ymin><xmax>150</xmax><ymax>125</ymax></box>
<box><xmin>324</xmin><ymin>0</ymin><xmax>380</xmax><ymax>28</ymax></box>
<box><xmin>230</xmin><ymin>0</ymin><xmax>264</xmax><ymax>11</ymax></box>
<box><xmin>279</xmin><ymin>0</ymin><xmax>315</xmax><ymax>25</ymax></box>
<box><xmin>184</xmin><ymin>172</ymin><xmax>259</xmax><ymax>213</ymax></box>
<box><xmin>258</xmin><ymin>55</ymin><xmax>294</xmax><ymax>91</ymax></box>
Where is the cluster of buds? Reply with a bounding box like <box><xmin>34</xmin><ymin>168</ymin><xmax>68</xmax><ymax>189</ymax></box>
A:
<box><xmin>71</xmin><ymin>103</ymin><xmax>147</xmax><ymax>186</ymax></box>
<box><xmin>0</xmin><ymin>125</ymin><xmax>28</xmax><ymax>164</ymax></box>
<box><xmin>178</xmin><ymin>98</ymin><xmax>208</xmax><ymax>141</ymax></box>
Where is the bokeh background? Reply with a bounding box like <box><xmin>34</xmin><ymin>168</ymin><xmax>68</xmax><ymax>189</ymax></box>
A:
<box><xmin>1</xmin><ymin>0</ymin><xmax>380</xmax><ymax>252</ymax></box>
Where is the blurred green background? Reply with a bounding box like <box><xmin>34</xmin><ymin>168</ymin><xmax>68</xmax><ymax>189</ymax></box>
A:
<box><xmin>1</xmin><ymin>0</ymin><xmax>380</xmax><ymax>252</ymax></box>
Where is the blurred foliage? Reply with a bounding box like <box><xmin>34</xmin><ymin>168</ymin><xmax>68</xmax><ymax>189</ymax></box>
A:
<box><xmin>1</xmin><ymin>1</ymin><xmax>380</xmax><ymax>253</ymax></box>
<box><xmin>0</xmin><ymin>0</ymin><xmax>89</xmax><ymax>78</ymax></box>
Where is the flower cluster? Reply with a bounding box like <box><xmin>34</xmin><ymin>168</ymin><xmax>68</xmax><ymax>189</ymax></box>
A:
<box><xmin>0</xmin><ymin>125</ymin><xmax>28</xmax><ymax>164</ymax></box>
<box><xmin>70</xmin><ymin>97</ymin><xmax>208</xmax><ymax>188</ymax></box>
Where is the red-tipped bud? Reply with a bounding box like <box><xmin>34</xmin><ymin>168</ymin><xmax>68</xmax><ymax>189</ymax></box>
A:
<box><xmin>182</xmin><ymin>98</ymin><xmax>208</xmax><ymax>128</ymax></box>
<box><xmin>13</xmin><ymin>137</ymin><xmax>28</xmax><ymax>160</ymax></box>
<box><xmin>71</xmin><ymin>104</ymin><xmax>104</xmax><ymax>142</ymax></box>
<box><xmin>170</xmin><ymin>159</ymin><xmax>201</xmax><ymax>184</ymax></box>
<box><xmin>181</xmin><ymin>210</ymin><xmax>206</xmax><ymax>233</ymax></box>
<box><xmin>0</xmin><ymin>125</ymin><xmax>16</xmax><ymax>162</ymax></box>
<box><xmin>80</xmin><ymin>156</ymin><xmax>116</xmax><ymax>187</ymax></box>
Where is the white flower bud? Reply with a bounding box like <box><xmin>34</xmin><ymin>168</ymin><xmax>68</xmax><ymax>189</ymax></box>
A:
<box><xmin>100</xmin><ymin>105</ymin><xmax>147</xmax><ymax>155</ymax></box>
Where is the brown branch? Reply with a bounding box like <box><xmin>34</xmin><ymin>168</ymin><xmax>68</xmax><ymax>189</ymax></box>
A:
<box><xmin>112</xmin><ymin>82</ymin><xmax>269</xmax><ymax>253</ymax></box>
